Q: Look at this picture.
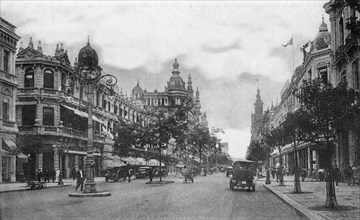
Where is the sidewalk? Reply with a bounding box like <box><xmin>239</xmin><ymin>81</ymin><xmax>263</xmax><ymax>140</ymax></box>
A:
<box><xmin>260</xmin><ymin>175</ymin><xmax>360</xmax><ymax>220</ymax></box>
<box><xmin>0</xmin><ymin>177</ymin><xmax>104</xmax><ymax>193</ymax></box>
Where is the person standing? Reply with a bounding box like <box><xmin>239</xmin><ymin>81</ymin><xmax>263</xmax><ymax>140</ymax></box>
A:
<box><xmin>149</xmin><ymin>168</ymin><xmax>153</xmax><ymax>182</ymax></box>
<box><xmin>343</xmin><ymin>163</ymin><xmax>353</xmax><ymax>186</ymax></box>
<box><xmin>44</xmin><ymin>169</ymin><xmax>50</xmax><ymax>183</ymax></box>
<box><xmin>37</xmin><ymin>169</ymin><xmax>43</xmax><ymax>183</ymax></box>
<box><xmin>75</xmin><ymin>168</ymin><xmax>85</xmax><ymax>191</ymax></box>
<box><xmin>127</xmin><ymin>167</ymin><xmax>132</xmax><ymax>183</ymax></box>
<box><xmin>72</xmin><ymin>167</ymin><xmax>76</xmax><ymax>181</ymax></box>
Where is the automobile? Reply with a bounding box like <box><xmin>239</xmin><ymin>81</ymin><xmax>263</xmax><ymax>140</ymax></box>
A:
<box><xmin>135</xmin><ymin>166</ymin><xmax>152</xmax><ymax>179</ymax></box>
<box><xmin>226</xmin><ymin>166</ymin><xmax>233</xmax><ymax>177</ymax></box>
<box><xmin>104</xmin><ymin>166</ymin><xmax>127</xmax><ymax>182</ymax></box>
<box><xmin>229</xmin><ymin>159</ymin><xmax>256</xmax><ymax>191</ymax></box>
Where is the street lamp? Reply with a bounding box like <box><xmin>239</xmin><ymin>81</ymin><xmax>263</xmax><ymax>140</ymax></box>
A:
<box><xmin>64</xmin><ymin>40</ymin><xmax>117</xmax><ymax>193</ymax></box>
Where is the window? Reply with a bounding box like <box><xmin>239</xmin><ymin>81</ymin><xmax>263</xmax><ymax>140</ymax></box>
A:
<box><xmin>339</xmin><ymin>17</ymin><xmax>345</xmax><ymax>46</ymax></box>
<box><xmin>119</xmin><ymin>108</ymin><xmax>123</xmax><ymax>117</ymax></box>
<box><xmin>96</xmin><ymin>92</ymin><xmax>100</xmax><ymax>106</ymax></box>
<box><xmin>318</xmin><ymin>67</ymin><xmax>328</xmax><ymax>84</ymax></box>
<box><xmin>22</xmin><ymin>105</ymin><xmax>36</xmax><ymax>125</ymax></box>
<box><xmin>24</xmin><ymin>69</ymin><xmax>35</xmax><ymax>87</ymax></box>
<box><xmin>353</xmin><ymin>60</ymin><xmax>359</xmax><ymax>90</ymax></box>
<box><xmin>3</xmin><ymin>50</ymin><xmax>10</xmax><ymax>72</ymax></box>
<box><xmin>61</xmin><ymin>73</ymin><xmax>66</xmax><ymax>91</ymax></box>
<box><xmin>108</xmin><ymin>102</ymin><xmax>110</xmax><ymax>111</ymax></box>
<box><xmin>114</xmin><ymin>104</ymin><xmax>118</xmax><ymax>114</ymax></box>
<box><xmin>307</xmin><ymin>69</ymin><xmax>312</xmax><ymax>81</ymax></box>
<box><xmin>341</xmin><ymin>71</ymin><xmax>347</xmax><ymax>86</ymax></box>
<box><xmin>43</xmin><ymin>107</ymin><xmax>54</xmax><ymax>126</ymax></box>
<box><xmin>79</xmin><ymin>85</ymin><xmax>83</xmax><ymax>100</ymax></box>
<box><xmin>2</xmin><ymin>100</ymin><xmax>9</xmax><ymax>120</ymax></box>
<box><xmin>102</xmin><ymin>95</ymin><xmax>106</xmax><ymax>109</ymax></box>
<box><xmin>43</xmin><ymin>69</ymin><xmax>54</xmax><ymax>89</ymax></box>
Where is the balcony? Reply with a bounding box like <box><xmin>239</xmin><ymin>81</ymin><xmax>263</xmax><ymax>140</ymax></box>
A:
<box><xmin>0</xmin><ymin>70</ymin><xmax>16</xmax><ymax>85</ymax></box>
<box><xmin>334</xmin><ymin>45</ymin><xmax>346</xmax><ymax>66</ymax></box>
<box><xmin>345</xmin><ymin>33</ymin><xmax>359</xmax><ymax>56</ymax></box>
<box><xmin>18</xmin><ymin>87</ymin><xmax>40</xmax><ymax>95</ymax></box>
<box><xmin>18</xmin><ymin>125</ymin><xmax>105</xmax><ymax>143</ymax></box>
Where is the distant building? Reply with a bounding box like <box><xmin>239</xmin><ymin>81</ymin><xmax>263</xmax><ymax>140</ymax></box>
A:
<box><xmin>250</xmin><ymin>88</ymin><xmax>264</xmax><ymax>142</ymax></box>
<box><xmin>0</xmin><ymin>17</ymin><xmax>21</xmax><ymax>183</ymax></box>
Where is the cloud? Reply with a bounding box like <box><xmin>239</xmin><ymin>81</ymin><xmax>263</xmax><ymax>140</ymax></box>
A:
<box><xmin>2</xmin><ymin>0</ymin><xmax>329</xmax><ymax>158</ymax></box>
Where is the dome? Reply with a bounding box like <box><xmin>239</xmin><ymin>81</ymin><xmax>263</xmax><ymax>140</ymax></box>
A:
<box><xmin>168</xmin><ymin>75</ymin><xmax>186</xmax><ymax>91</ymax></box>
<box><xmin>132</xmin><ymin>81</ymin><xmax>143</xmax><ymax>95</ymax></box>
<box><xmin>168</xmin><ymin>59</ymin><xmax>186</xmax><ymax>92</ymax></box>
<box><xmin>78</xmin><ymin>40</ymin><xmax>99</xmax><ymax>69</ymax></box>
<box><xmin>314</xmin><ymin>17</ymin><xmax>331</xmax><ymax>50</ymax></box>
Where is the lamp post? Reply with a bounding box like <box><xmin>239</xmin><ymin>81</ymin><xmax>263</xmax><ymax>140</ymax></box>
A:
<box><xmin>64</xmin><ymin>40</ymin><xmax>117</xmax><ymax>193</ymax></box>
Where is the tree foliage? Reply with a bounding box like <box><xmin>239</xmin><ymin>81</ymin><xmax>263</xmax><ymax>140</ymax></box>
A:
<box><xmin>246</xmin><ymin>140</ymin><xmax>268</xmax><ymax>164</ymax></box>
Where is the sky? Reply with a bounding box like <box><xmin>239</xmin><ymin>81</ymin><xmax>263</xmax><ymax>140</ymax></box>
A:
<box><xmin>2</xmin><ymin>0</ymin><xmax>329</xmax><ymax>159</ymax></box>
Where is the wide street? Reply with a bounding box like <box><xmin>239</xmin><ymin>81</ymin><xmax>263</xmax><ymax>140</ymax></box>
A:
<box><xmin>0</xmin><ymin>173</ymin><xmax>303</xmax><ymax>220</ymax></box>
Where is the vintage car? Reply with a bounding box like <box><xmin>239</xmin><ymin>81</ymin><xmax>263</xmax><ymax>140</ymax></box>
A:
<box><xmin>104</xmin><ymin>166</ymin><xmax>127</xmax><ymax>182</ymax></box>
<box><xmin>229</xmin><ymin>159</ymin><xmax>256</xmax><ymax>191</ymax></box>
<box><xmin>135</xmin><ymin>166</ymin><xmax>152</xmax><ymax>179</ymax></box>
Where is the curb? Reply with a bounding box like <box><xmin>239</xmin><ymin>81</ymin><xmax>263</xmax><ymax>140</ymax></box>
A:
<box><xmin>146</xmin><ymin>180</ymin><xmax>175</xmax><ymax>185</ymax></box>
<box><xmin>0</xmin><ymin>184</ymin><xmax>72</xmax><ymax>194</ymax></box>
<box><xmin>69</xmin><ymin>191</ymin><xmax>111</xmax><ymax>197</ymax></box>
<box><xmin>263</xmin><ymin>184</ymin><xmax>327</xmax><ymax>220</ymax></box>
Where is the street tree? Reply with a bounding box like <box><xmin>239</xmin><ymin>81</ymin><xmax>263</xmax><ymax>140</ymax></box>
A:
<box><xmin>264</xmin><ymin>125</ymin><xmax>288</xmax><ymax>186</ymax></box>
<box><xmin>246</xmin><ymin>140</ymin><xmax>268</xmax><ymax>170</ymax></box>
<box><xmin>282</xmin><ymin>109</ymin><xmax>315</xmax><ymax>193</ymax></box>
<box><xmin>297</xmin><ymin>79</ymin><xmax>358</xmax><ymax>208</ymax></box>
<box><xmin>187</xmin><ymin>123</ymin><xmax>214</xmax><ymax>166</ymax></box>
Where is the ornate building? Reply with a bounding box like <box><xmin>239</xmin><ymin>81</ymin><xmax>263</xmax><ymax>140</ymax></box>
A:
<box><xmin>14</xmin><ymin>38</ymin><xmax>145</xmax><ymax>181</ymax></box>
<box><xmin>131</xmin><ymin>59</ymin><xmax>206</xmax><ymax>157</ymax></box>
<box><xmin>324</xmin><ymin>0</ymin><xmax>360</xmax><ymax>168</ymax></box>
<box><xmin>0</xmin><ymin>17</ymin><xmax>21</xmax><ymax>182</ymax></box>
<box><xmin>268</xmin><ymin>17</ymin><xmax>333</xmax><ymax>174</ymax></box>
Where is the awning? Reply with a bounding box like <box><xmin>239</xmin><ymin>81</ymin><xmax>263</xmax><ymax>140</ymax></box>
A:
<box><xmin>67</xmin><ymin>150</ymin><xmax>101</xmax><ymax>156</ymax></box>
<box><xmin>2</xmin><ymin>139</ymin><xmax>27</xmax><ymax>159</ymax></box>
<box><xmin>0</xmin><ymin>148</ymin><xmax>10</xmax><ymax>156</ymax></box>
<box><xmin>61</xmin><ymin>104</ymin><xmax>106</xmax><ymax>125</ymax></box>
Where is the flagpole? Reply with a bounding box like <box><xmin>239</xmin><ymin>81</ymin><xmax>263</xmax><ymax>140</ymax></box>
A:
<box><xmin>292</xmin><ymin>34</ymin><xmax>294</xmax><ymax>74</ymax></box>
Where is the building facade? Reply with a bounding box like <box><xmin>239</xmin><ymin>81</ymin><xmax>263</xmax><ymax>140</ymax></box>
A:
<box><xmin>324</xmin><ymin>0</ymin><xmax>360</xmax><ymax>170</ymax></box>
<box><xmin>14</xmin><ymin>38</ymin><xmax>146</xmax><ymax>181</ymax></box>
<box><xmin>0</xmin><ymin>17</ymin><xmax>21</xmax><ymax>183</ymax></box>
<box><xmin>265</xmin><ymin>17</ymin><xmax>336</xmax><ymax>175</ymax></box>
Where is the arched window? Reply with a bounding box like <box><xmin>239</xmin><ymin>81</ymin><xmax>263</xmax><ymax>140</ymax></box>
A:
<box><xmin>339</xmin><ymin>17</ymin><xmax>345</xmax><ymax>46</ymax></box>
<box><xmin>43</xmin><ymin>69</ymin><xmax>54</xmax><ymax>89</ymax></box>
<box><xmin>24</xmin><ymin>68</ymin><xmax>35</xmax><ymax>87</ymax></box>
<box><xmin>61</xmin><ymin>73</ymin><xmax>66</xmax><ymax>91</ymax></box>
<box><xmin>79</xmin><ymin>84</ymin><xmax>84</xmax><ymax>100</ymax></box>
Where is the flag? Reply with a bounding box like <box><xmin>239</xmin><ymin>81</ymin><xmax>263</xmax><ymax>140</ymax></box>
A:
<box><xmin>282</xmin><ymin>37</ymin><xmax>293</xmax><ymax>47</ymax></box>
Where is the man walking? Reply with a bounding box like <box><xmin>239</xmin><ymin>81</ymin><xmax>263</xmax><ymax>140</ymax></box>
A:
<box><xmin>76</xmin><ymin>168</ymin><xmax>85</xmax><ymax>191</ymax></box>
<box><xmin>127</xmin><ymin>167</ymin><xmax>132</xmax><ymax>183</ymax></box>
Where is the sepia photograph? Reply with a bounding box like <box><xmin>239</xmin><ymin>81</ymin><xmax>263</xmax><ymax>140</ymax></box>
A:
<box><xmin>0</xmin><ymin>0</ymin><xmax>359</xmax><ymax>219</ymax></box>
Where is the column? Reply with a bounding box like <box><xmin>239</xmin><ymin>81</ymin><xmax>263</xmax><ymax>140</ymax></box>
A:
<box><xmin>75</xmin><ymin>155</ymin><xmax>79</xmax><ymax>170</ymax></box>
<box><xmin>10</xmin><ymin>155</ymin><xmax>16</xmax><ymax>182</ymax></box>
<box><xmin>0</xmin><ymin>141</ymin><xmax>2</xmax><ymax>183</ymax></box>
<box><xmin>53</xmin><ymin>146</ymin><xmax>59</xmax><ymax>170</ymax></box>
<box><xmin>307</xmin><ymin>147</ymin><xmax>312</xmax><ymax>175</ymax></box>
<box><xmin>65</xmin><ymin>154</ymin><xmax>70</xmax><ymax>179</ymax></box>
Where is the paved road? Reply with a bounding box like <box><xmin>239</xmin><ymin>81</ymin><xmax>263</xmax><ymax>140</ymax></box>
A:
<box><xmin>0</xmin><ymin>173</ymin><xmax>304</xmax><ymax>220</ymax></box>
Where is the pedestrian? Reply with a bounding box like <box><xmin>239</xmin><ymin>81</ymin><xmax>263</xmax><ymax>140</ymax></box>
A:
<box><xmin>44</xmin><ymin>169</ymin><xmax>50</xmax><ymax>183</ymax></box>
<box><xmin>300</xmin><ymin>167</ymin><xmax>307</xmax><ymax>181</ymax></box>
<box><xmin>127</xmin><ymin>167</ymin><xmax>132</xmax><ymax>182</ymax></box>
<box><xmin>75</xmin><ymin>168</ymin><xmax>85</xmax><ymax>191</ymax></box>
<box><xmin>271</xmin><ymin>168</ymin><xmax>275</xmax><ymax>179</ymax></box>
<box><xmin>72</xmin><ymin>167</ymin><xmax>76</xmax><ymax>181</ymax></box>
<box><xmin>37</xmin><ymin>169</ymin><xmax>43</xmax><ymax>183</ymax></box>
<box><xmin>333</xmin><ymin>165</ymin><xmax>341</xmax><ymax>186</ymax></box>
<box><xmin>52</xmin><ymin>169</ymin><xmax>56</xmax><ymax>183</ymax></box>
<box><xmin>343</xmin><ymin>163</ymin><xmax>353</xmax><ymax>186</ymax></box>
<box><xmin>149</xmin><ymin>167</ymin><xmax>153</xmax><ymax>182</ymax></box>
